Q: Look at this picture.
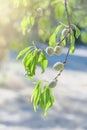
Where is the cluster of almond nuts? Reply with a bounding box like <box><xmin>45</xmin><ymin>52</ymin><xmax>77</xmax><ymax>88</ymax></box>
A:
<box><xmin>45</xmin><ymin>45</ymin><xmax>64</xmax><ymax>88</ymax></box>
<box><xmin>45</xmin><ymin>45</ymin><xmax>63</xmax><ymax>56</ymax></box>
<box><xmin>46</xmin><ymin>45</ymin><xmax>64</xmax><ymax>70</ymax></box>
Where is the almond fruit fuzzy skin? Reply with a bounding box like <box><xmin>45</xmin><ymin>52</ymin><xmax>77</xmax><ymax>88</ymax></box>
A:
<box><xmin>54</xmin><ymin>46</ymin><xmax>62</xmax><ymax>55</ymax></box>
<box><xmin>48</xmin><ymin>80</ymin><xmax>57</xmax><ymax>88</ymax></box>
<box><xmin>53</xmin><ymin>62</ymin><xmax>64</xmax><ymax>71</ymax></box>
<box><xmin>46</xmin><ymin>46</ymin><xmax>54</xmax><ymax>56</ymax></box>
<box><xmin>62</xmin><ymin>28</ymin><xmax>68</xmax><ymax>36</ymax></box>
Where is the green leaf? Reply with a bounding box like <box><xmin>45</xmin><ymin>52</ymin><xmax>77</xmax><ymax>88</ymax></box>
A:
<box><xmin>22</xmin><ymin>47</ymin><xmax>34</xmax><ymax>66</ymax></box>
<box><xmin>38</xmin><ymin>51</ymin><xmax>48</xmax><ymax>73</ymax></box>
<box><xmin>49</xmin><ymin>89</ymin><xmax>55</xmax><ymax>106</ymax></box>
<box><xmin>31</xmin><ymin>81</ymin><xmax>55</xmax><ymax>116</ymax></box>
<box><xmin>55</xmin><ymin>24</ymin><xmax>63</xmax><ymax>35</ymax></box>
<box><xmin>71</xmin><ymin>24</ymin><xmax>80</xmax><ymax>39</ymax></box>
<box><xmin>49</xmin><ymin>24</ymin><xmax>63</xmax><ymax>47</ymax></box>
<box><xmin>70</xmin><ymin>30</ymin><xmax>75</xmax><ymax>53</ymax></box>
<box><xmin>62</xmin><ymin>39</ymin><xmax>66</xmax><ymax>46</ymax></box>
<box><xmin>60</xmin><ymin>35</ymin><xmax>66</xmax><ymax>46</ymax></box>
<box><xmin>70</xmin><ymin>45</ymin><xmax>75</xmax><ymax>54</ymax></box>
<box><xmin>17</xmin><ymin>46</ymin><xmax>36</xmax><ymax>78</ymax></box>
<box><xmin>45</xmin><ymin>89</ymin><xmax>52</xmax><ymax>110</ymax></box>
<box><xmin>49</xmin><ymin>33</ymin><xmax>56</xmax><ymax>47</ymax></box>
<box><xmin>21</xmin><ymin>16</ymin><xmax>35</xmax><ymax>35</ymax></box>
<box><xmin>16</xmin><ymin>47</ymin><xmax>30</xmax><ymax>59</ymax></box>
<box><xmin>31</xmin><ymin>81</ymin><xmax>42</xmax><ymax>111</ymax></box>
<box><xmin>17</xmin><ymin>45</ymin><xmax>48</xmax><ymax>79</ymax></box>
<box><xmin>39</xmin><ymin>87</ymin><xmax>48</xmax><ymax>116</ymax></box>
<box><xmin>81</xmin><ymin>31</ymin><xmax>87</xmax><ymax>43</ymax></box>
<box><xmin>29</xmin><ymin>51</ymin><xmax>38</xmax><ymax>76</ymax></box>
<box><xmin>25</xmin><ymin>50</ymin><xmax>37</xmax><ymax>78</ymax></box>
<box><xmin>29</xmin><ymin>16</ymin><xmax>35</xmax><ymax>27</ymax></box>
<box><xmin>75</xmin><ymin>26</ymin><xmax>80</xmax><ymax>38</ymax></box>
<box><xmin>39</xmin><ymin>86</ymin><xmax>54</xmax><ymax>116</ymax></box>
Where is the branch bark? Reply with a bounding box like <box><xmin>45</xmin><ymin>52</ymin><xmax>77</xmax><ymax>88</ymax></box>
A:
<box><xmin>54</xmin><ymin>0</ymin><xmax>71</xmax><ymax>81</ymax></box>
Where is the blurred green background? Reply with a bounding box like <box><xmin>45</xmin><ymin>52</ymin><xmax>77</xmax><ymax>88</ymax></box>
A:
<box><xmin>0</xmin><ymin>0</ymin><xmax>87</xmax><ymax>53</ymax></box>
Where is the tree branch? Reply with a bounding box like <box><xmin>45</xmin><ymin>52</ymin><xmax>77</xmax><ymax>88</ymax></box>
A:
<box><xmin>64</xmin><ymin>0</ymin><xmax>71</xmax><ymax>31</ymax></box>
<box><xmin>54</xmin><ymin>0</ymin><xmax>71</xmax><ymax>81</ymax></box>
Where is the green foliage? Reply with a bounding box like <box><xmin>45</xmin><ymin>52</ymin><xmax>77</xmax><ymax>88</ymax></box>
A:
<box><xmin>81</xmin><ymin>31</ymin><xmax>87</xmax><ymax>43</ymax></box>
<box><xmin>17</xmin><ymin>44</ymin><xmax>48</xmax><ymax>78</ymax></box>
<box><xmin>0</xmin><ymin>1</ymin><xmax>86</xmax><ymax>117</ymax></box>
<box><xmin>49</xmin><ymin>22</ymin><xmax>81</xmax><ymax>53</ymax></box>
<box><xmin>0</xmin><ymin>0</ymin><xmax>87</xmax><ymax>53</ymax></box>
<box><xmin>31</xmin><ymin>81</ymin><xmax>54</xmax><ymax>116</ymax></box>
<box><xmin>79</xmin><ymin>17</ymin><xmax>87</xmax><ymax>28</ymax></box>
<box><xmin>21</xmin><ymin>16</ymin><xmax>35</xmax><ymax>35</ymax></box>
<box><xmin>14</xmin><ymin>0</ymin><xmax>28</xmax><ymax>7</ymax></box>
<box><xmin>69</xmin><ymin>30</ymin><xmax>75</xmax><ymax>53</ymax></box>
<box><xmin>38</xmin><ymin>17</ymin><xmax>52</xmax><ymax>42</ymax></box>
<box><xmin>49</xmin><ymin>24</ymin><xmax>63</xmax><ymax>47</ymax></box>
<box><xmin>75</xmin><ymin>26</ymin><xmax>81</xmax><ymax>39</ymax></box>
<box><xmin>38</xmin><ymin>51</ymin><xmax>48</xmax><ymax>73</ymax></box>
<box><xmin>16</xmin><ymin>14</ymin><xmax>81</xmax><ymax>117</ymax></box>
<box><xmin>16</xmin><ymin>0</ymin><xmax>83</xmax><ymax>116</ymax></box>
<box><xmin>53</xmin><ymin>0</ymin><xmax>66</xmax><ymax>19</ymax></box>
<box><xmin>71</xmin><ymin>24</ymin><xmax>80</xmax><ymax>39</ymax></box>
<box><xmin>16</xmin><ymin>46</ymin><xmax>30</xmax><ymax>59</ymax></box>
<box><xmin>69</xmin><ymin>25</ymin><xmax>80</xmax><ymax>53</ymax></box>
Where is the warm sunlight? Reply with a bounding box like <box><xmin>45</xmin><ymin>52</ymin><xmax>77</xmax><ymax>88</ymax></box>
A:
<box><xmin>0</xmin><ymin>0</ymin><xmax>87</xmax><ymax>130</ymax></box>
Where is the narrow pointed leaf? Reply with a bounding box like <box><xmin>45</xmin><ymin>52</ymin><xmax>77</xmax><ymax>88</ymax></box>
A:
<box><xmin>49</xmin><ymin>24</ymin><xmax>63</xmax><ymax>47</ymax></box>
<box><xmin>49</xmin><ymin>33</ymin><xmax>56</xmax><ymax>47</ymax></box>
<box><xmin>16</xmin><ymin>47</ymin><xmax>30</xmax><ymax>59</ymax></box>
<box><xmin>75</xmin><ymin>27</ymin><xmax>80</xmax><ymax>38</ymax></box>
<box><xmin>38</xmin><ymin>51</ymin><xmax>48</xmax><ymax>73</ymax></box>
<box><xmin>70</xmin><ymin>31</ymin><xmax>75</xmax><ymax>53</ymax></box>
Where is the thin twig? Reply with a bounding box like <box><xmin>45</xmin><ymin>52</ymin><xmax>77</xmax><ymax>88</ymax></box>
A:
<box><xmin>63</xmin><ymin>47</ymin><xmax>70</xmax><ymax>65</ymax></box>
<box><xmin>57</xmin><ymin>31</ymin><xmax>70</xmax><ymax>46</ymax></box>
<box><xmin>54</xmin><ymin>0</ymin><xmax>71</xmax><ymax>81</ymax></box>
<box><xmin>64</xmin><ymin>0</ymin><xmax>71</xmax><ymax>31</ymax></box>
<box><xmin>54</xmin><ymin>47</ymin><xmax>70</xmax><ymax>81</ymax></box>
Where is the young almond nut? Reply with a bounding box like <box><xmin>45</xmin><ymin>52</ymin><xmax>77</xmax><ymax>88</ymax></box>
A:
<box><xmin>62</xmin><ymin>28</ymin><xmax>69</xmax><ymax>37</ymax></box>
<box><xmin>54</xmin><ymin>46</ymin><xmax>62</xmax><ymax>55</ymax></box>
<box><xmin>45</xmin><ymin>46</ymin><xmax>54</xmax><ymax>56</ymax></box>
<box><xmin>48</xmin><ymin>80</ymin><xmax>57</xmax><ymax>88</ymax></box>
<box><xmin>53</xmin><ymin>62</ymin><xmax>64</xmax><ymax>71</ymax></box>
